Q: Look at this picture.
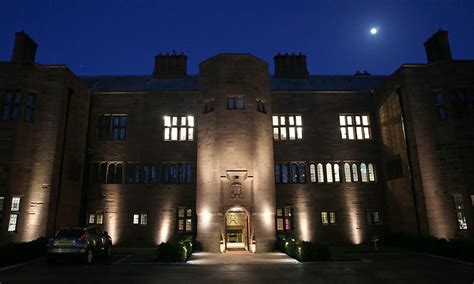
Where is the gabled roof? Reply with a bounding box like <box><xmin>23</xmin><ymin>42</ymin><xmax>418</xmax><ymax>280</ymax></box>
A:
<box><xmin>80</xmin><ymin>74</ymin><xmax>388</xmax><ymax>93</ymax></box>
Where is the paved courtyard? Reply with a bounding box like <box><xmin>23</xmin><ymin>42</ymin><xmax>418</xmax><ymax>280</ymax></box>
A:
<box><xmin>187</xmin><ymin>251</ymin><xmax>299</xmax><ymax>265</ymax></box>
<box><xmin>0</xmin><ymin>252</ymin><xmax>473</xmax><ymax>283</ymax></box>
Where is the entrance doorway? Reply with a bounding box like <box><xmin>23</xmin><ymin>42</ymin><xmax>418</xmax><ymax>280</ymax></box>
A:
<box><xmin>225</xmin><ymin>207</ymin><xmax>249</xmax><ymax>251</ymax></box>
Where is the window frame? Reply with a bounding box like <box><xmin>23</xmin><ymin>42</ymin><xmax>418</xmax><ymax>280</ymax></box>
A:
<box><xmin>276</xmin><ymin>206</ymin><xmax>293</xmax><ymax>233</ymax></box>
<box><xmin>339</xmin><ymin>113</ymin><xmax>371</xmax><ymax>140</ymax></box>
<box><xmin>1</xmin><ymin>91</ymin><xmax>21</xmax><ymax>122</ymax></box>
<box><xmin>321</xmin><ymin>211</ymin><xmax>337</xmax><ymax>225</ymax></box>
<box><xmin>97</xmin><ymin>114</ymin><xmax>127</xmax><ymax>141</ymax></box>
<box><xmin>177</xmin><ymin>207</ymin><xmax>194</xmax><ymax>232</ymax></box>
<box><xmin>272</xmin><ymin>114</ymin><xmax>303</xmax><ymax>141</ymax></box>
<box><xmin>163</xmin><ymin>115</ymin><xmax>195</xmax><ymax>141</ymax></box>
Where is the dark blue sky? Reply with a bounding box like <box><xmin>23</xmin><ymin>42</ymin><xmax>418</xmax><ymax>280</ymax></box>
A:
<box><xmin>1</xmin><ymin>0</ymin><xmax>473</xmax><ymax>76</ymax></box>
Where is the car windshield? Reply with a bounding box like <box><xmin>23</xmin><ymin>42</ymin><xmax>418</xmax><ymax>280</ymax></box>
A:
<box><xmin>56</xmin><ymin>228</ymin><xmax>84</xmax><ymax>238</ymax></box>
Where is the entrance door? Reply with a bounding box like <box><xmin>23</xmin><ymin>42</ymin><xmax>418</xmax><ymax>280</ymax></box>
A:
<box><xmin>225</xmin><ymin>208</ymin><xmax>248</xmax><ymax>251</ymax></box>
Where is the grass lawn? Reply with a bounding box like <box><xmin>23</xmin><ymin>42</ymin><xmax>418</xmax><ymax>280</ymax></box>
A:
<box><xmin>113</xmin><ymin>247</ymin><xmax>157</xmax><ymax>262</ymax></box>
<box><xmin>329</xmin><ymin>244</ymin><xmax>410</xmax><ymax>261</ymax></box>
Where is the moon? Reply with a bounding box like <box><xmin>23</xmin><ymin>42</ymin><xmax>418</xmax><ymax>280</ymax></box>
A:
<box><xmin>370</xmin><ymin>27</ymin><xmax>378</xmax><ymax>35</ymax></box>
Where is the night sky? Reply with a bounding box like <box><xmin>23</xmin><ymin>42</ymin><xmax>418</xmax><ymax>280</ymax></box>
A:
<box><xmin>1</xmin><ymin>0</ymin><xmax>473</xmax><ymax>76</ymax></box>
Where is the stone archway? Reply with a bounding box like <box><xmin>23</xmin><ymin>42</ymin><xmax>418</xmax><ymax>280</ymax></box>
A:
<box><xmin>224</xmin><ymin>207</ymin><xmax>250</xmax><ymax>252</ymax></box>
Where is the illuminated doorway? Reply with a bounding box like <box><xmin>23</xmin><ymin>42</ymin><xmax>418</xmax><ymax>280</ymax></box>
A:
<box><xmin>225</xmin><ymin>207</ymin><xmax>249</xmax><ymax>251</ymax></box>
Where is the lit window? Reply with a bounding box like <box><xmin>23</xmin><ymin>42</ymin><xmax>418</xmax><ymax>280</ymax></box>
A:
<box><xmin>339</xmin><ymin>114</ymin><xmax>371</xmax><ymax>140</ymax></box>
<box><xmin>317</xmin><ymin>163</ymin><xmax>324</xmax><ymax>183</ymax></box>
<box><xmin>368</xmin><ymin>163</ymin><xmax>375</xmax><ymax>182</ymax></box>
<box><xmin>227</xmin><ymin>97</ymin><xmax>244</xmax><ymax>109</ymax></box>
<box><xmin>25</xmin><ymin>93</ymin><xmax>37</xmax><ymax>122</ymax></box>
<box><xmin>360</xmin><ymin>163</ymin><xmax>368</xmax><ymax>182</ymax></box>
<box><xmin>272</xmin><ymin>115</ymin><xmax>303</xmax><ymax>141</ymax></box>
<box><xmin>96</xmin><ymin>212</ymin><xmax>104</xmax><ymax>225</ymax></box>
<box><xmin>11</xmin><ymin>197</ymin><xmax>20</xmax><ymax>211</ymax></box>
<box><xmin>133</xmin><ymin>213</ymin><xmax>147</xmax><ymax>225</ymax></box>
<box><xmin>1</xmin><ymin>91</ymin><xmax>21</xmax><ymax>121</ymax></box>
<box><xmin>365</xmin><ymin>210</ymin><xmax>381</xmax><ymax>225</ymax></box>
<box><xmin>8</xmin><ymin>213</ymin><xmax>18</xmax><ymax>232</ymax></box>
<box><xmin>164</xmin><ymin>115</ymin><xmax>194</xmax><ymax>141</ymax></box>
<box><xmin>352</xmin><ymin>164</ymin><xmax>359</xmax><ymax>182</ymax></box>
<box><xmin>256</xmin><ymin>100</ymin><xmax>266</xmax><ymax>113</ymax></box>
<box><xmin>321</xmin><ymin>211</ymin><xmax>336</xmax><ymax>224</ymax></box>
<box><xmin>88</xmin><ymin>213</ymin><xmax>95</xmax><ymax>224</ymax></box>
<box><xmin>333</xmin><ymin>164</ymin><xmax>340</xmax><ymax>182</ymax></box>
<box><xmin>344</xmin><ymin>163</ymin><xmax>351</xmax><ymax>182</ymax></box>
<box><xmin>471</xmin><ymin>195</ymin><xmax>474</xmax><ymax>207</ymax></box>
<box><xmin>97</xmin><ymin>114</ymin><xmax>127</xmax><ymax>141</ymax></box>
<box><xmin>177</xmin><ymin>207</ymin><xmax>193</xmax><ymax>232</ymax></box>
<box><xmin>276</xmin><ymin>207</ymin><xmax>293</xmax><ymax>232</ymax></box>
<box><xmin>453</xmin><ymin>195</ymin><xmax>467</xmax><ymax>230</ymax></box>
<box><xmin>326</xmin><ymin>163</ymin><xmax>333</xmax><ymax>183</ymax></box>
<box><xmin>309</xmin><ymin>164</ymin><xmax>316</xmax><ymax>183</ymax></box>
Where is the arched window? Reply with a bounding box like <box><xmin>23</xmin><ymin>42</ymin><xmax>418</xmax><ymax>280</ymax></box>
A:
<box><xmin>143</xmin><ymin>164</ymin><xmax>150</xmax><ymax>184</ymax></box>
<box><xmin>275</xmin><ymin>164</ymin><xmax>281</xmax><ymax>183</ymax></box>
<box><xmin>291</xmin><ymin>163</ymin><xmax>298</xmax><ymax>183</ymax></box>
<box><xmin>282</xmin><ymin>164</ymin><xmax>289</xmax><ymax>184</ymax></box>
<box><xmin>134</xmin><ymin>164</ymin><xmax>141</xmax><ymax>183</ymax></box>
<box><xmin>107</xmin><ymin>163</ymin><xmax>116</xmax><ymax>184</ymax></box>
<box><xmin>360</xmin><ymin>163</ymin><xmax>368</xmax><ymax>182</ymax></box>
<box><xmin>344</xmin><ymin>163</ymin><xmax>351</xmax><ymax>182</ymax></box>
<box><xmin>333</xmin><ymin>164</ymin><xmax>340</xmax><ymax>182</ymax></box>
<box><xmin>186</xmin><ymin>164</ymin><xmax>193</xmax><ymax>184</ymax></box>
<box><xmin>352</xmin><ymin>163</ymin><xmax>359</xmax><ymax>182</ymax></box>
<box><xmin>326</xmin><ymin>163</ymin><xmax>333</xmax><ymax>183</ymax></box>
<box><xmin>179</xmin><ymin>163</ymin><xmax>187</xmax><ymax>184</ymax></box>
<box><xmin>309</xmin><ymin>164</ymin><xmax>316</xmax><ymax>183</ymax></box>
<box><xmin>162</xmin><ymin>164</ymin><xmax>169</xmax><ymax>184</ymax></box>
<box><xmin>169</xmin><ymin>164</ymin><xmax>178</xmax><ymax>183</ymax></box>
<box><xmin>368</xmin><ymin>163</ymin><xmax>375</xmax><ymax>182</ymax></box>
<box><xmin>317</xmin><ymin>163</ymin><xmax>324</xmax><ymax>183</ymax></box>
<box><xmin>115</xmin><ymin>163</ymin><xmax>123</xmax><ymax>184</ymax></box>
<box><xmin>298</xmin><ymin>163</ymin><xmax>306</xmax><ymax>183</ymax></box>
<box><xmin>99</xmin><ymin>163</ymin><xmax>107</xmax><ymax>184</ymax></box>
<box><xmin>151</xmin><ymin>164</ymin><xmax>159</xmax><ymax>184</ymax></box>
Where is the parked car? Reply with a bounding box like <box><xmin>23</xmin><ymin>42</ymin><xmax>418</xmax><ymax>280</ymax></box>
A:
<box><xmin>47</xmin><ymin>226</ymin><xmax>112</xmax><ymax>264</ymax></box>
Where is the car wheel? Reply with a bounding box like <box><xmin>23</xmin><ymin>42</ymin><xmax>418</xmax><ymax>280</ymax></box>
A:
<box><xmin>84</xmin><ymin>249</ymin><xmax>93</xmax><ymax>264</ymax></box>
<box><xmin>105</xmin><ymin>245</ymin><xmax>112</xmax><ymax>257</ymax></box>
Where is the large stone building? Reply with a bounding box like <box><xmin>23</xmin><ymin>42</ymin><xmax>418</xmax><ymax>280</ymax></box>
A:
<box><xmin>0</xmin><ymin>30</ymin><xmax>472</xmax><ymax>252</ymax></box>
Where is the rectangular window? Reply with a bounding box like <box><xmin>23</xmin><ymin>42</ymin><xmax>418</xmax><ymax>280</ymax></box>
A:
<box><xmin>339</xmin><ymin>114</ymin><xmax>371</xmax><ymax>140</ymax></box>
<box><xmin>204</xmin><ymin>99</ymin><xmax>215</xmax><ymax>114</ymax></box>
<box><xmin>365</xmin><ymin>210</ymin><xmax>381</xmax><ymax>225</ymax></box>
<box><xmin>1</xmin><ymin>91</ymin><xmax>21</xmax><ymax>121</ymax></box>
<box><xmin>276</xmin><ymin>207</ymin><xmax>293</xmax><ymax>232</ymax></box>
<box><xmin>8</xmin><ymin>213</ymin><xmax>18</xmax><ymax>232</ymax></box>
<box><xmin>88</xmin><ymin>213</ymin><xmax>95</xmax><ymax>224</ymax></box>
<box><xmin>227</xmin><ymin>97</ymin><xmax>244</xmax><ymax>109</ymax></box>
<box><xmin>96</xmin><ymin>212</ymin><xmax>104</xmax><ymax>225</ymax></box>
<box><xmin>164</xmin><ymin>115</ymin><xmax>194</xmax><ymax>141</ymax></box>
<box><xmin>272</xmin><ymin>115</ymin><xmax>303</xmax><ymax>141</ymax></box>
<box><xmin>453</xmin><ymin>195</ymin><xmax>467</xmax><ymax>230</ymax></box>
<box><xmin>434</xmin><ymin>92</ymin><xmax>447</xmax><ymax>120</ymax></box>
<box><xmin>177</xmin><ymin>207</ymin><xmax>193</xmax><ymax>232</ymax></box>
<box><xmin>97</xmin><ymin>114</ymin><xmax>127</xmax><ymax>141</ymax></box>
<box><xmin>321</xmin><ymin>211</ymin><xmax>336</xmax><ymax>224</ymax></box>
<box><xmin>11</xmin><ymin>197</ymin><xmax>20</xmax><ymax>211</ymax></box>
<box><xmin>256</xmin><ymin>100</ymin><xmax>266</xmax><ymax>113</ymax></box>
<box><xmin>133</xmin><ymin>213</ymin><xmax>147</xmax><ymax>225</ymax></box>
<box><xmin>24</xmin><ymin>93</ymin><xmax>37</xmax><ymax>122</ymax></box>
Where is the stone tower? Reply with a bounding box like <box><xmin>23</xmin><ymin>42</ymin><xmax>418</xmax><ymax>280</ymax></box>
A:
<box><xmin>196</xmin><ymin>54</ymin><xmax>276</xmax><ymax>252</ymax></box>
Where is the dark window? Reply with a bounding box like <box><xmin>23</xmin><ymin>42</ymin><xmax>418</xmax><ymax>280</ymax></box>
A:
<box><xmin>106</xmin><ymin>163</ymin><xmax>116</xmax><ymax>184</ymax></box>
<box><xmin>25</xmin><ymin>93</ymin><xmax>37</xmax><ymax>122</ymax></box>
<box><xmin>186</xmin><ymin>164</ymin><xmax>193</xmax><ymax>184</ymax></box>
<box><xmin>227</xmin><ymin>97</ymin><xmax>244</xmax><ymax>110</ymax></box>
<box><xmin>434</xmin><ymin>92</ymin><xmax>447</xmax><ymax>120</ymax></box>
<box><xmin>204</xmin><ymin>100</ymin><xmax>215</xmax><ymax>114</ymax></box>
<box><xmin>151</xmin><ymin>164</ymin><xmax>159</xmax><ymax>184</ymax></box>
<box><xmin>275</xmin><ymin>164</ymin><xmax>281</xmax><ymax>183</ymax></box>
<box><xmin>365</xmin><ymin>210</ymin><xmax>381</xmax><ymax>225</ymax></box>
<box><xmin>162</xmin><ymin>164</ymin><xmax>169</xmax><ymax>184</ymax></box>
<box><xmin>256</xmin><ymin>100</ymin><xmax>266</xmax><ymax>113</ymax></box>
<box><xmin>97</xmin><ymin>114</ymin><xmax>127</xmax><ymax>141</ymax></box>
<box><xmin>177</xmin><ymin>207</ymin><xmax>193</xmax><ymax>232</ymax></box>
<box><xmin>281</xmin><ymin>164</ymin><xmax>289</xmax><ymax>183</ymax></box>
<box><xmin>291</xmin><ymin>163</ymin><xmax>298</xmax><ymax>183</ymax></box>
<box><xmin>277</xmin><ymin>162</ymin><xmax>305</xmax><ymax>184</ymax></box>
<box><xmin>169</xmin><ymin>164</ymin><xmax>177</xmax><ymax>183</ymax></box>
<box><xmin>298</xmin><ymin>163</ymin><xmax>306</xmax><ymax>183</ymax></box>
<box><xmin>276</xmin><ymin>207</ymin><xmax>293</xmax><ymax>232</ymax></box>
<box><xmin>1</xmin><ymin>91</ymin><xmax>21</xmax><ymax>121</ymax></box>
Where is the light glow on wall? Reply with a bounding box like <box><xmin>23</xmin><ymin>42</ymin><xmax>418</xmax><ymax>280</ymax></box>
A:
<box><xmin>298</xmin><ymin>211</ymin><xmax>310</xmax><ymax>241</ymax></box>
<box><xmin>158</xmin><ymin>222</ymin><xmax>170</xmax><ymax>244</ymax></box>
<box><xmin>344</xmin><ymin>189</ymin><xmax>362</xmax><ymax>245</ymax></box>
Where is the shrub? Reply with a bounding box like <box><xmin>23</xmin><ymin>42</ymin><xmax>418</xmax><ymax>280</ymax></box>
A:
<box><xmin>156</xmin><ymin>235</ymin><xmax>194</xmax><ymax>262</ymax></box>
<box><xmin>0</xmin><ymin>237</ymin><xmax>48</xmax><ymax>267</ymax></box>
<box><xmin>275</xmin><ymin>235</ymin><xmax>332</xmax><ymax>262</ymax></box>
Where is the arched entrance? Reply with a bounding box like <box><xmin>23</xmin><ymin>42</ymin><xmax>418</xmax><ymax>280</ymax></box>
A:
<box><xmin>224</xmin><ymin>207</ymin><xmax>250</xmax><ymax>251</ymax></box>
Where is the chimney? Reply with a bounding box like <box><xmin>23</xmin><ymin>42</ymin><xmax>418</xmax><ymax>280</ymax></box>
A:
<box><xmin>11</xmin><ymin>31</ymin><xmax>38</xmax><ymax>65</ymax></box>
<box><xmin>424</xmin><ymin>29</ymin><xmax>452</xmax><ymax>63</ymax></box>
<box><xmin>153</xmin><ymin>51</ymin><xmax>187</xmax><ymax>78</ymax></box>
<box><xmin>274</xmin><ymin>53</ymin><xmax>309</xmax><ymax>78</ymax></box>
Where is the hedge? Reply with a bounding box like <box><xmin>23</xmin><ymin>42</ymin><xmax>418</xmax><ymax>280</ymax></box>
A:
<box><xmin>0</xmin><ymin>237</ymin><xmax>48</xmax><ymax>267</ymax></box>
<box><xmin>276</xmin><ymin>234</ymin><xmax>331</xmax><ymax>262</ymax></box>
<box><xmin>156</xmin><ymin>235</ymin><xmax>194</xmax><ymax>262</ymax></box>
